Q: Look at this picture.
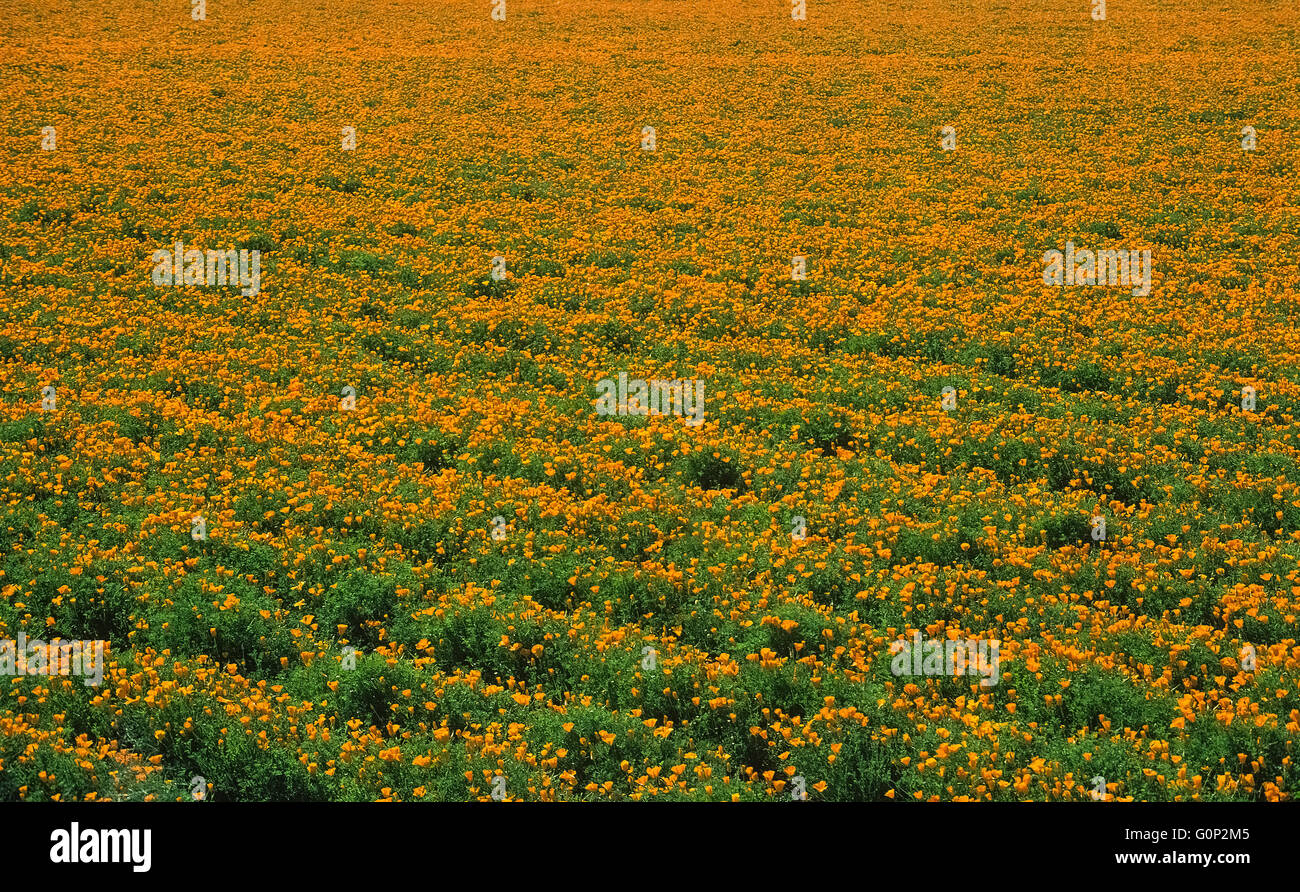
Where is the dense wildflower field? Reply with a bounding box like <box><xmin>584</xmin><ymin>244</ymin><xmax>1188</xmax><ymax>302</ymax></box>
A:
<box><xmin>1</xmin><ymin>0</ymin><xmax>1298</xmax><ymax>803</ymax></box>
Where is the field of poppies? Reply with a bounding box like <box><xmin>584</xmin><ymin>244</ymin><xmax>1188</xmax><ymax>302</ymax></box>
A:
<box><xmin>1</xmin><ymin>0</ymin><xmax>1298</xmax><ymax>801</ymax></box>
